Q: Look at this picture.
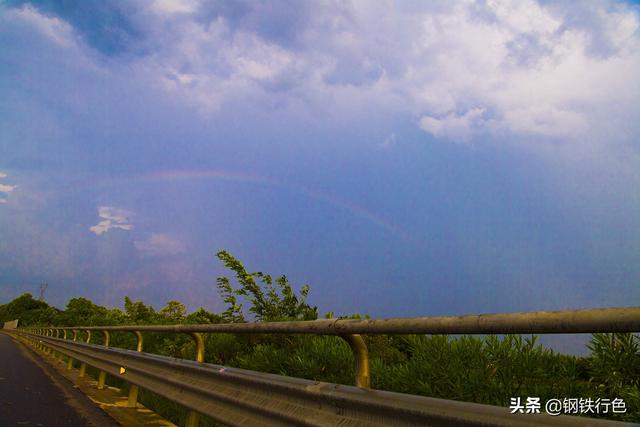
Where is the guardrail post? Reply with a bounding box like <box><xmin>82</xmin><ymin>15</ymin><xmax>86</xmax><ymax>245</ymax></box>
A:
<box><xmin>98</xmin><ymin>331</ymin><xmax>110</xmax><ymax>389</ymax></box>
<box><xmin>127</xmin><ymin>330</ymin><xmax>143</xmax><ymax>408</ymax></box>
<box><xmin>189</xmin><ymin>332</ymin><xmax>205</xmax><ymax>363</ymax></box>
<box><xmin>46</xmin><ymin>329</ymin><xmax>53</xmax><ymax>355</ymax></box>
<box><xmin>56</xmin><ymin>329</ymin><xmax>65</xmax><ymax>362</ymax></box>
<box><xmin>49</xmin><ymin>328</ymin><xmax>57</xmax><ymax>358</ymax></box>
<box><xmin>67</xmin><ymin>330</ymin><xmax>78</xmax><ymax>370</ymax></box>
<box><xmin>340</xmin><ymin>334</ymin><xmax>370</xmax><ymax>388</ymax></box>
<box><xmin>185</xmin><ymin>332</ymin><xmax>206</xmax><ymax>427</ymax></box>
<box><xmin>54</xmin><ymin>328</ymin><xmax>62</xmax><ymax>361</ymax></box>
<box><xmin>78</xmin><ymin>330</ymin><xmax>91</xmax><ymax>378</ymax></box>
<box><xmin>50</xmin><ymin>328</ymin><xmax>56</xmax><ymax>356</ymax></box>
<box><xmin>60</xmin><ymin>329</ymin><xmax>68</xmax><ymax>363</ymax></box>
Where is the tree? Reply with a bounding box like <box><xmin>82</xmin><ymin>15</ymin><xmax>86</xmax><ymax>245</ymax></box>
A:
<box><xmin>159</xmin><ymin>300</ymin><xmax>186</xmax><ymax>322</ymax></box>
<box><xmin>124</xmin><ymin>296</ymin><xmax>156</xmax><ymax>324</ymax></box>
<box><xmin>0</xmin><ymin>293</ymin><xmax>53</xmax><ymax>325</ymax></box>
<box><xmin>62</xmin><ymin>297</ymin><xmax>109</xmax><ymax>325</ymax></box>
<box><xmin>215</xmin><ymin>250</ymin><xmax>318</xmax><ymax>322</ymax></box>
<box><xmin>186</xmin><ymin>307</ymin><xmax>223</xmax><ymax>324</ymax></box>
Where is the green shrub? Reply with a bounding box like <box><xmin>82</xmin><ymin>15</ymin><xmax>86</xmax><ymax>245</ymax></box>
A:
<box><xmin>587</xmin><ymin>333</ymin><xmax>640</xmax><ymax>422</ymax></box>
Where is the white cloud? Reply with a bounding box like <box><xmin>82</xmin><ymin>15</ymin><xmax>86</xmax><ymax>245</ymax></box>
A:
<box><xmin>405</xmin><ymin>2</ymin><xmax>639</xmax><ymax>144</ymax></box>
<box><xmin>134</xmin><ymin>233</ymin><xmax>186</xmax><ymax>257</ymax></box>
<box><xmin>0</xmin><ymin>183</ymin><xmax>16</xmax><ymax>193</ymax></box>
<box><xmin>9</xmin><ymin>4</ymin><xmax>75</xmax><ymax>48</ymax></box>
<box><xmin>151</xmin><ymin>0</ymin><xmax>197</xmax><ymax>16</ymax></box>
<box><xmin>123</xmin><ymin>1</ymin><xmax>639</xmax><ymax>146</ymax></box>
<box><xmin>420</xmin><ymin>108</ymin><xmax>486</xmax><ymax>143</ymax></box>
<box><xmin>4</xmin><ymin>1</ymin><xmax>639</xmax><ymax>148</ymax></box>
<box><xmin>378</xmin><ymin>132</ymin><xmax>397</xmax><ymax>149</ymax></box>
<box><xmin>90</xmin><ymin>206</ymin><xmax>133</xmax><ymax>235</ymax></box>
<box><xmin>0</xmin><ymin>172</ymin><xmax>16</xmax><ymax>203</ymax></box>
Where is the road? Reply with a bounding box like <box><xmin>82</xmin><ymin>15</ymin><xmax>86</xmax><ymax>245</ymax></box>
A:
<box><xmin>0</xmin><ymin>333</ymin><xmax>119</xmax><ymax>427</ymax></box>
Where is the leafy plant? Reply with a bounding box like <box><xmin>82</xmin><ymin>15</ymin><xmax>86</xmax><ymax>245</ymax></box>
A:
<box><xmin>215</xmin><ymin>250</ymin><xmax>318</xmax><ymax>322</ymax></box>
<box><xmin>159</xmin><ymin>300</ymin><xmax>187</xmax><ymax>322</ymax></box>
<box><xmin>124</xmin><ymin>296</ymin><xmax>156</xmax><ymax>324</ymax></box>
<box><xmin>587</xmin><ymin>333</ymin><xmax>640</xmax><ymax>421</ymax></box>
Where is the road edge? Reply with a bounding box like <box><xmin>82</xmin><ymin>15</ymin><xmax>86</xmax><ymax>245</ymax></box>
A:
<box><xmin>3</xmin><ymin>331</ymin><xmax>121</xmax><ymax>426</ymax></box>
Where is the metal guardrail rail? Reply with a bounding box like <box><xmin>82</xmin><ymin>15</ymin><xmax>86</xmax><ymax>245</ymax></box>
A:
<box><xmin>10</xmin><ymin>306</ymin><xmax>640</xmax><ymax>427</ymax></box>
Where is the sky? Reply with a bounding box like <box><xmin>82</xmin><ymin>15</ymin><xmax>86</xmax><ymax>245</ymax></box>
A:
<box><xmin>1</xmin><ymin>0</ymin><xmax>639</xmax><ymax>354</ymax></box>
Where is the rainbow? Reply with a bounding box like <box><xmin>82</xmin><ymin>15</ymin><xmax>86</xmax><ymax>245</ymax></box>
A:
<box><xmin>103</xmin><ymin>169</ymin><xmax>412</xmax><ymax>242</ymax></box>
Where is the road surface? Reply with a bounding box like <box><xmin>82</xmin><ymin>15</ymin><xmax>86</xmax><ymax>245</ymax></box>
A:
<box><xmin>0</xmin><ymin>332</ymin><xmax>119</xmax><ymax>426</ymax></box>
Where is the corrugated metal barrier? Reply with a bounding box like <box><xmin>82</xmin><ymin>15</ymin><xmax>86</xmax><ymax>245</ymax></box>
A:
<box><xmin>9</xmin><ymin>306</ymin><xmax>640</xmax><ymax>426</ymax></box>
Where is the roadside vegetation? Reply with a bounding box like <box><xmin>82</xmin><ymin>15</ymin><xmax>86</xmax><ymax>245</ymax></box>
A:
<box><xmin>1</xmin><ymin>250</ymin><xmax>638</xmax><ymax>424</ymax></box>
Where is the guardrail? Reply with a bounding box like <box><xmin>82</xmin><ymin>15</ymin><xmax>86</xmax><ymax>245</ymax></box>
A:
<box><xmin>9</xmin><ymin>307</ymin><xmax>640</xmax><ymax>427</ymax></box>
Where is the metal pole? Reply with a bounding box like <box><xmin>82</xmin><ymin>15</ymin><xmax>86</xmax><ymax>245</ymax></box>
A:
<box><xmin>340</xmin><ymin>334</ymin><xmax>370</xmax><ymax>388</ymax></box>
<box><xmin>185</xmin><ymin>332</ymin><xmax>206</xmax><ymax>427</ymax></box>
<box><xmin>127</xmin><ymin>331</ymin><xmax>143</xmax><ymax>407</ymax></box>
<box><xmin>47</xmin><ymin>329</ymin><xmax>53</xmax><ymax>355</ymax></box>
<box><xmin>56</xmin><ymin>329</ymin><xmax>65</xmax><ymax>363</ymax></box>
<box><xmin>78</xmin><ymin>330</ymin><xmax>91</xmax><ymax>378</ymax></box>
<box><xmin>98</xmin><ymin>331</ymin><xmax>110</xmax><ymax>390</ymax></box>
<box><xmin>67</xmin><ymin>330</ymin><xmax>78</xmax><ymax>370</ymax></box>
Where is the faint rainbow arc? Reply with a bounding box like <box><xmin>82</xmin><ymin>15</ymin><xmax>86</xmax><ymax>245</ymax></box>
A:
<box><xmin>132</xmin><ymin>169</ymin><xmax>412</xmax><ymax>241</ymax></box>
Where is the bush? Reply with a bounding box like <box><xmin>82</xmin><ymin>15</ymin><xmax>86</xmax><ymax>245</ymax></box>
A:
<box><xmin>587</xmin><ymin>333</ymin><xmax>640</xmax><ymax>422</ymax></box>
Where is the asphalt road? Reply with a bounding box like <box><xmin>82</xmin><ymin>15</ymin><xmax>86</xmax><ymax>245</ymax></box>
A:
<box><xmin>0</xmin><ymin>333</ymin><xmax>118</xmax><ymax>427</ymax></box>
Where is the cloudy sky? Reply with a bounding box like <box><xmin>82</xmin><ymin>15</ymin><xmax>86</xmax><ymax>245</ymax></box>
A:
<box><xmin>1</xmin><ymin>0</ymin><xmax>639</xmax><ymax>352</ymax></box>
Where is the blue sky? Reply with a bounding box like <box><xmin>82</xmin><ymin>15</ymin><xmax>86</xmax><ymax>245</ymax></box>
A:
<box><xmin>1</xmin><ymin>0</ymin><xmax>639</xmax><ymax>353</ymax></box>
